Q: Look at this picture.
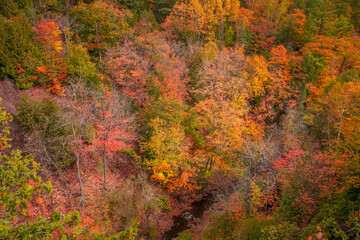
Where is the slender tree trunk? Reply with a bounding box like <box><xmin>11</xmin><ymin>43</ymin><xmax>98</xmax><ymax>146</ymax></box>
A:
<box><xmin>219</xmin><ymin>19</ymin><xmax>224</xmax><ymax>43</ymax></box>
<box><xmin>204</xmin><ymin>157</ymin><xmax>209</xmax><ymax>172</ymax></box>
<box><xmin>337</xmin><ymin>94</ymin><xmax>348</xmax><ymax>141</ymax></box>
<box><xmin>72</xmin><ymin>91</ymin><xmax>84</xmax><ymax>204</ymax></box>
<box><xmin>64</xmin><ymin>32</ymin><xmax>69</xmax><ymax>60</ymax></box>
<box><xmin>209</xmin><ymin>156</ymin><xmax>215</xmax><ymax>171</ymax></box>
<box><xmin>204</xmin><ymin>155</ymin><xmax>214</xmax><ymax>172</ymax></box>
<box><xmin>264</xmin><ymin>175</ymin><xmax>269</xmax><ymax>215</ymax></box>
<box><xmin>95</xmin><ymin>24</ymin><xmax>102</xmax><ymax>62</ymax></box>
<box><xmin>75</xmin><ymin>152</ymin><xmax>84</xmax><ymax>205</ymax></box>
<box><xmin>244</xmin><ymin>177</ymin><xmax>251</xmax><ymax>217</ymax></box>
<box><xmin>327</xmin><ymin>114</ymin><xmax>331</xmax><ymax>148</ymax></box>
<box><xmin>103</xmin><ymin>148</ymin><xmax>107</xmax><ymax>190</ymax></box>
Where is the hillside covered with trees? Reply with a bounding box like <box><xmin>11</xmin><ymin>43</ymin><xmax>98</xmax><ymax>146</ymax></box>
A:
<box><xmin>1</xmin><ymin>0</ymin><xmax>360</xmax><ymax>239</ymax></box>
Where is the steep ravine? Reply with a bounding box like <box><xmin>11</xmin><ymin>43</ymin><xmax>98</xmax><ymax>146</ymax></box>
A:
<box><xmin>162</xmin><ymin>194</ymin><xmax>214</xmax><ymax>240</ymax></box>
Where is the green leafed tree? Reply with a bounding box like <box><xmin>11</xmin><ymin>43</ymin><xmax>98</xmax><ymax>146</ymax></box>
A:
<box><xmin>67</xmin><ymin>41</ymin><xmax>101</xmax><ymax>88</ymax></box>
<box><xmin>71</xmin><ymin>0</ymin><xmax>133</xmax><ymax>62</ymax></box>
<box><xmin>0</xmin><ymin>97</ymin><xmax>83</xmax><ymax>239</ymax></box>
<box><xmin>0</xmin><ymin>13</ymin><xmax>39</xmax><ymax>89</ymax></box>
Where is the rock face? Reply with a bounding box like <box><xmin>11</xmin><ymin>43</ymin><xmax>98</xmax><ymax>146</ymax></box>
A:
<box><xmin>182</xmin><ymin>211</ymin><xmax>194</xmax><ymax>220</ymax></box>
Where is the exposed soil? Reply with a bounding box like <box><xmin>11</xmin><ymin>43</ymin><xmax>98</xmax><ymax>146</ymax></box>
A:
<box><xmin>0</xmin><ymin>80</ymin><xmax>57</xmax><ymax>153</ymax></box>
<box><xmin>0</xmin><ymin>80</ymin><xmax>29</xmax><ymax>152</ymax></box>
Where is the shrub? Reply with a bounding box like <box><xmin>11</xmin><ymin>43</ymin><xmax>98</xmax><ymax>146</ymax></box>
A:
<box><xmin>16</xmin><ymin>95</ymin><xmax>61</xmax><ymax>132</ymax></box>
<box><xmin>262</xmin><ymin>220</ymin><xmax>303</xmax><ymax>240</ymax></box>
<box><xmin>202</xmin><ymin>212</ymin><xmax>240</xmax><ymax>240</ymax></box>
<box><xmin>156</xmin><ymin>196</ymin><xmax>171</xmax><ymax>212</ymax></box>
<box><xmin>107</xmin><ymin>174</ymin><xmax>160</xmax><ymax>233</ymax></box>
<box><xmin>177</xmin><ymin>230</ymin><xmax>195</xmax><ymax>240</ymax></box>
<box><xmin>145</xmin><ymin>221</ymin><xmax>158</xmax><ymax>240</ymax></box>
<box><xmin>16</xmin><ymin>95</ymin><xmax>75</xmax><ymax>168</ymax></box>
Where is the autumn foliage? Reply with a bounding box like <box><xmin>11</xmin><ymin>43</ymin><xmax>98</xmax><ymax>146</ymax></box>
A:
<box><xmin>1</xmin><ymin>0</ymin><xmax>360</xmax><ymax>238</ymax></box>
<box><xmin>33</xmin><ymin>19</ymin><xmax>67</xmax><ymax>94</ymax></box>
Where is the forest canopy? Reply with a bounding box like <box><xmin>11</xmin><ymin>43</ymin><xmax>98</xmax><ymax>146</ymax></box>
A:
<box><xmin>0</xmin><ymin>0</ymin><xmax>360</xmax><ymax>239</ymax></box>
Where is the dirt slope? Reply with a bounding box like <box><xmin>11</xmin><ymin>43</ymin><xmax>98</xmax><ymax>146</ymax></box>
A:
<box><xmin>0</xmin><ymin>80</ymin><xmax>26</xmax><ymax>151</ymax></box>
<box><xmin>0</xmin><ymin>80</ymin><xmax>49</xmax><ymax>152</ymax></box>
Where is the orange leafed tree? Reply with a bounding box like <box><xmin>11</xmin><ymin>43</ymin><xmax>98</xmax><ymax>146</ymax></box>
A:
<box><xmin>163</xmin><ymin>0</ymin><xmax>245</xmax><ymax>41</ymax></box>
<box><xmin>106</xmin><ymin>30</ymin><xmax>189</xmax><ymax>107</ymax></box>
<box><xmin>304</xmin><ymin>35</ymin><xmax>360</xmax><ymax>147</ymax></box>
<box><xmin>92</xmin><ymin>92</ymin><xmax>136</xmax><ymax>189</ymax></box>
<box><xmin>304</xmin><ymin>35</ymin><xmax>360</xmax><ymax>91</ymax></box>
<box><xmin>246</xmin><ymin>45</ymin><xmax>298</xmax><ymax>123</ymax></box>
<box><xmin>33</xmin><ymin>19</ymin><xmax>67</xmax><ymax>94</ymax></box>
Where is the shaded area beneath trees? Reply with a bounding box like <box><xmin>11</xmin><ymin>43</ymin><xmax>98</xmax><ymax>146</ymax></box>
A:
<box><xmin>162</xmin><ymin>194</ymin><xmax>214</xmax><ymax>240</ymax></box>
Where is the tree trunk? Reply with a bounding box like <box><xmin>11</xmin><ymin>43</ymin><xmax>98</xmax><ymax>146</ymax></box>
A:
<box><xmin>95</xmin><ymin>24</ymin><xmax>102</xmax><ymax>62</ymax></box>
<box><xmin>103</xmin><ymin>148</ymin><xmax>107</xmax><ymax>190</ymax></box>
<box><xmin>219</xmin><ymin>19</ymin><xmax>224</xmax><ymax>43</ymax></box>
<box><xmin>75</xmin><ymin>153</ymin><xmax>84</xmax><ymax>206</ymax></box>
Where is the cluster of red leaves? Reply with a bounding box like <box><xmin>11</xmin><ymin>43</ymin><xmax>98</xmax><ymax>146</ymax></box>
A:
<box><xmin>274</xmin><ymin>150</ymin><xmax>342</xmax><ymax>222</ymax></box>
